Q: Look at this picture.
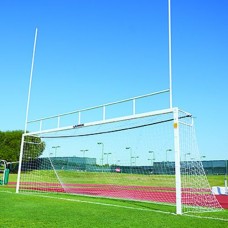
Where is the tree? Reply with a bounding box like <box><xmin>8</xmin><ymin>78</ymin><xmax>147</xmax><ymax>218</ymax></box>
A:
<box><xmin>0</xmin><ymin>130</ymin><xmax>45</xmax><ymax>162</ymax></box>
<box><xmin>24</xmin><ymin>135</ymin><xmax>46</xmax><ymax>160</ymax></box>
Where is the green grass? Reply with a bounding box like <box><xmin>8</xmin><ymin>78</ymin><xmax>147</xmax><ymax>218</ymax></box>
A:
<box><xmin>14</xmin><ymin>170</ymin><xmax>176</xmax><ymax>186</ymax></box>
<box><xmin>0</xmin><ymin>187</ymin><xmax>227</xmax><ymax>228</ymax></box>
<box><xmin>56</xmin><ymin>171</ymin><xmax>177</xmax><ymax>186</ymax></box>
<box><xmin>207</xmin><ymin>175</ymin><xmax>226</xmax><ymax>186</ymax></box>
<box><xmin>10</xmin><ymin>170</ymin><xmax>227</xmax><ymax>187</ymax></box>
<box><xmin>1</xmin><ymin>174</ymin><xmax>228</xmax><ymax>227</ymax></box>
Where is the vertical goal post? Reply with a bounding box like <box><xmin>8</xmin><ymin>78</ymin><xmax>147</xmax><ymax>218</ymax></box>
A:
<box><xmin>173</xmin><ymin>108</ymin><xmax>182</xmax><ymax>214</ymax></box>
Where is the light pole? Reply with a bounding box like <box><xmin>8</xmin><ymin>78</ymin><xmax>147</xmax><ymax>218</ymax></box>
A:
<box><xmin>201</xmin><ymin>155</ymin><xmax>206</xmax><ymax>161</ymax></box>
<box><xmin>184</xmin><ymin>152</ymin><xmax>191</xmax><ymax>161</ymax></box>
<box><xmin>131</xmin><ymin>156</ymin><xmax>139</xmax><ymax>166</ymax></box>
<box><xmin>148</xmin><ymin>151</ymin><xmax>155</xmax><ymax>166</ymax></box>
<box><xmin>126</xmin><ymin>147</ymin><xmax>132</xmax><ymax>167</ymax></box>
<box><xmin>97</xmin><ymin>142</ymin><xmax>104</xmax><ymax>172</ymax></box>
<box><xmin>80</xmin><ymin>149</ymin><xmax>88</xmax><ymax>158</ymax></box>
<box><xmin>166</xmin><ymin>149</ymin><xmax>172</xmax><ymax>162</ymax></box>
<box><xmin>52</xmin><ymin>146</ymin><xmax>60</xmax><ymax>157</ymax></box>
<box><xmin>126</xmin><ymin>147</ymin><xmax>132</xmax><ymax>173</ymax></box>
<box><xmin>104</xmin><ymin>152</ymin><xmax>112</xmax><ymax>165</ymax></box>
<box><xmin>135</xmin><ymin>156</ymin><xmax>139</xmax><ymax>166</ymax></box>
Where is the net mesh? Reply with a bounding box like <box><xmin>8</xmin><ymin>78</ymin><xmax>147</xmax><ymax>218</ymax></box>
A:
<box><xmin>17</xmin><ymin>110</ymin><xmax>222</xmax><ymax>213</ymax></box>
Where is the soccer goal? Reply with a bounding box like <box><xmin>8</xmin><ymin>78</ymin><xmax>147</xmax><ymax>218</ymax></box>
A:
<box><xmin>16</xmin><ymin>92</ymin><xmax>222</xmax><ymax>215</ymax></box>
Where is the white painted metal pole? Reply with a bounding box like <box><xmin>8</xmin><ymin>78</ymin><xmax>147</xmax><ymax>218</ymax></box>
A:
<box><xmin>168</xmin><ymin>0</ymin><xmax>173</xmax><ymax>108</ymax></box>
<box><xmin>16</xmin><ymin>28</ymin><xmax>38</xmax><ymax>193</ymax></box>
<box><xmin>24</xmin><ymin>28</ymin><xmax>38</xmax><ymax>133</ymax></box>
<box><xmin>173</xmin><ymin>108</ymin><xmax>182</xmax><ymax>214</ymax></box>
<box><xmin>225</xmin><ymin>160</ymin><xmax>228</xmax><ymax>194</ymax></box>
<box><xmin>16</xmin><ymin>134</ymin><xmax>25</xmax><ymax>193</ymax></box>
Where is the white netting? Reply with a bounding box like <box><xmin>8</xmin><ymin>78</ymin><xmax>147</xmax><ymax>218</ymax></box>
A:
<box><xmin>178</xmin><ymin>111</ymin><xmax>222</xmax><ymax>213</ymax></box>
<box><xmin>17</xmin><ymin>109</ymin><xmax>222</xmax><ymax>214</ymax></box>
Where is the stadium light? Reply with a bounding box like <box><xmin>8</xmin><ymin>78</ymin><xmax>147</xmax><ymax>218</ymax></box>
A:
<box><xmin>126</xmin><ymin>147</ymin><xmax>132</xmax><ymax>167</ymax></box>
<box><xmin>131</xmin><ymin>156</ymin><xmax>139</xmax><ymax>166</ymax></box>
<box><xmin>80</xmin><ymin>149</ymin><xmax>88</xmax><ymax>158</ymax></box>
<box><xmin>185</xmin><ymin>153</ymin><xmax>191</xmax><ymax>161</ymax></box>
<box><xmin>52</xmin><ymin>146</ymin><xmax>60</xmax><ymax>157</ymax></box>
<box><xmin>201</xmin><ymin>155</ymin><xmax>206</xmax><ymax>160</ymax></box>
<box><xmin>148</xmin><ymin>151</ymin><xmax>155</xmax><ymax>166</ymax></box>
<box><xmin>97</xmin><ymin>142</ymin><xmax>104</xmax><ymax>172</ymax></box>
<box><xmin>166</xmin><ymin>149</ymin><xmax>172</xmax><ymax>162</ymax></box>
<box><xmin>104</xmin><ymin>152</ymin><xmax>112</xmax><ymax>165</ymax></box>
<box><xmin>126</xmin><ymin>147</ymin><xmax>133</xmax><ymax>173</ymax></box>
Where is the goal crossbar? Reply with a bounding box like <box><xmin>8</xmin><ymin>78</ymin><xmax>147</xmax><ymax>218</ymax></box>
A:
<box><xmin>25</xmin><ymin>108</ymin><xmax>178</xmax><ymax>136</ymax></box>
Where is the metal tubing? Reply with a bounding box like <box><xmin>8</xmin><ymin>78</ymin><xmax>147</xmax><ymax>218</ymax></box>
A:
<box><xmin>24</xmin><ymin>28</ymin><xmax>38</xmax><ymax>133</ymax></box>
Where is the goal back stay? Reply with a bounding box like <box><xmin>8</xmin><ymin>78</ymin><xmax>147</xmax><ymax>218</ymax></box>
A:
<box><xmin>16</xmin><ymin>91</ymin><xmax>222</xmax><ymax>214</ymax></box>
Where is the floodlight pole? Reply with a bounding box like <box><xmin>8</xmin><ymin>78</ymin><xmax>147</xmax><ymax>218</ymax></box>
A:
<box><xmin>126</xmin><ymin>147</ymin><xmax>132</xmax><ymax>173</ymax></box>
<box><xmin>80</xmin><ymin>149</ymin><xmax>88</xmax><ymax>158</ymax></box>
<box><xmin>166</xmin><ymin>149</ymin><xmax>172</xmax><ymax>163</ymax></box>
<box><xmin>24</xmin><ymin>28</ymin><xmax>38</xmax><ymax>133</ymax></box>
<box><xmin>97</xmin><ymin>142</ymin><xmax>104</xmax><ymax>172</ymax></box>
<box><xmin>104</xmin><ymin>152</ymin><xmax>112</xmax><ymax>165</ymax></box>
<box><xmin>52</xmin><ymin>146</ymin><xmax>60</xmax><ymax>157</ymax></box>
<box><xmin>148</xmin><ymin>151</ymin><xmax>154</xmax><ymax>166</ymax></box>
<box><xmin>168</xmin><ymin>0</ymin><xmax>173</xmax><ymax>109</ymax></box>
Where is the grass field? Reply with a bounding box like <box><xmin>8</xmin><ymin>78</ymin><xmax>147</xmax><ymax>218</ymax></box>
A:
<box><xmin>17</xmin><ymin>169</ymin><xmax>226</xmax><ymax>187</ymax></box>
<box><xmin>0</xmin><ymin>174</ymin><xmax>227</xmax><ymax>227</ymax></box>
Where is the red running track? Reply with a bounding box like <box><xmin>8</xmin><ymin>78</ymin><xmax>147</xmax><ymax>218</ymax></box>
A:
<box><xmin>215</xmin><ymin>195</ymin><xmax>228</xmax><ymax>209</ymax></box>
<box><xmin>8</xmin><ymin>182</ymin><xmax>228</xmax><ymax>209</ymax></box>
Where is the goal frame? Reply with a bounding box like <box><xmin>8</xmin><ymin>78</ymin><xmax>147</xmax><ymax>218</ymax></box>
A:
<box><xmin>16</xmin><ymin>103</ymin><xmax>183</xmax><ymax>214</ymax></box>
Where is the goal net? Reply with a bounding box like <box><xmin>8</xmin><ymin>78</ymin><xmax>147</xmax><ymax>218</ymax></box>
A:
<box><xmin>16</xmin><ymin>107</ymin><xmax>222</xmax><ymax>214</ymax></box>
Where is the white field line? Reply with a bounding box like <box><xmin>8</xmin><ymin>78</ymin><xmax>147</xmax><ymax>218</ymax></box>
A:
<box><xmin>0</xmin><ymin>190</ymin><xmax>227</xmax><ymax>222</ymax></box>
<box><xmin>28</xmin><ymin>193</ymin><xmax>228</xmax><ymax>222</ymax></box>
<box><xmin>35</xmin><ymin>194</ymin><xmax>176</xmax><ymax>215</ymax></box>
<box><xmin>184</xmin><ymin>214</ymin><xmax>228</xmax><ymax>222</ymax></box>
<box><xmin>0</xmin><ymin>190</ymin><xmax>13</xmax><ymax>194</ymax></box>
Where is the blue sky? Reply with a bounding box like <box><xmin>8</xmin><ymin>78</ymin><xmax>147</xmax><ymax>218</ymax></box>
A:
<box><xmin>0</xmin><ymin>0</ymin><xmax>227</xmax><ymax>160</ymax></box>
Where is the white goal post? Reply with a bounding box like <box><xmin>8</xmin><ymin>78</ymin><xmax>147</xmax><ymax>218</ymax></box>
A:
<box><xmin>16</xmin><ymin>92</ymin><xmax>223</xmax><ymax>215</ymax></box>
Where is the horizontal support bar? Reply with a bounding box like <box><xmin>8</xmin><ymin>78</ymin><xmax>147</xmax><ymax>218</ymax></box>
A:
<box><xmin>24</xmin><ymin>107</ymin><xmax>174</xmax><ymax>136</ymax></box>
<box><xmin>28</xmin><ymin>89</ymin><xmax>169</xmax><ymax>124</ymax></box>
